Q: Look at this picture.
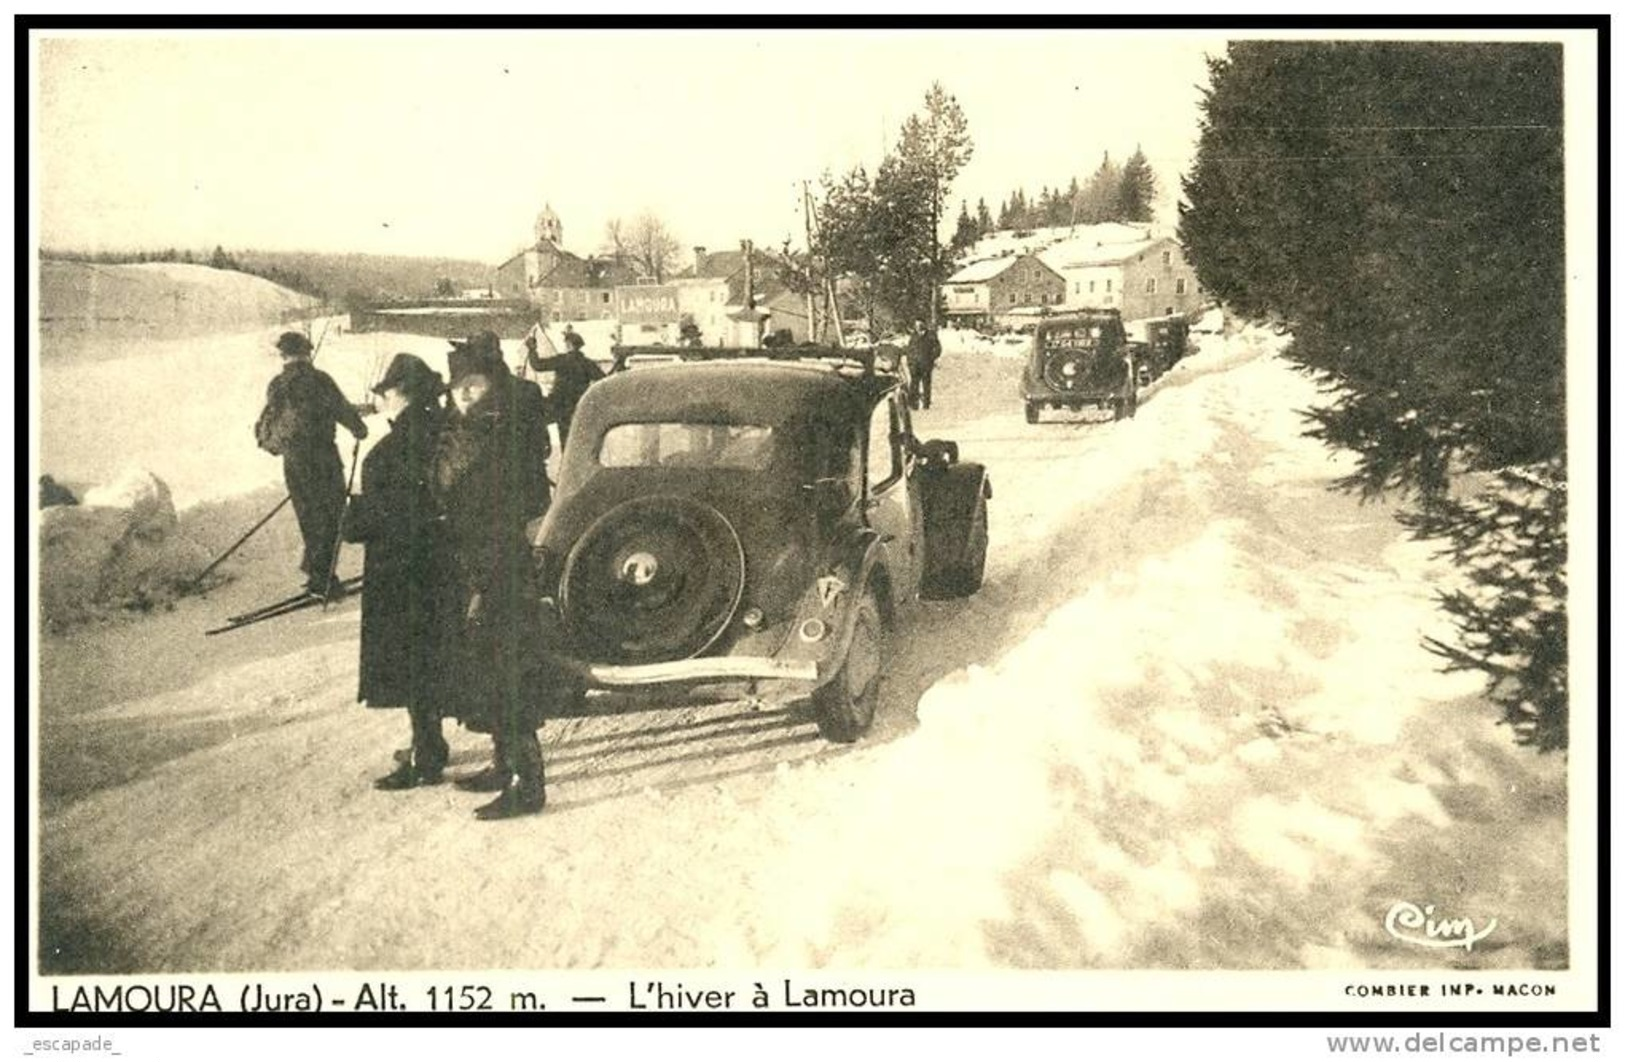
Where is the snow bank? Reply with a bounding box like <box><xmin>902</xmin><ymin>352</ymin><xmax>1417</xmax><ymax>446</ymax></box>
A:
<box><xmin>39</xmin><ymin>468</ymin><xmax>212</xmax><ymax>629</ymax></box>
<box><xmin>663</xmin><ymin>325</ymin><xmax>1564</xmax><ymax>970</ymax></box>
<box><xmin>940</xmin><ymin>326</ymin><xmax>1029</xmax><ymax>361</ymax></box>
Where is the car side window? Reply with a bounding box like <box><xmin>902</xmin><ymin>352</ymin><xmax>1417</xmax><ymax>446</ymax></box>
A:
<box><xmin>867</xmin><ymin>400</ymin><xmax>899</xmax><ymax>491</ymax></box>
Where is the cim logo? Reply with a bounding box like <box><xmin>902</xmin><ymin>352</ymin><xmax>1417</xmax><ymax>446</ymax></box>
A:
<box><xmin>1384</xmin><ymin>900</ymin><xmax>1498</xmax><ymax>952</ymax></box>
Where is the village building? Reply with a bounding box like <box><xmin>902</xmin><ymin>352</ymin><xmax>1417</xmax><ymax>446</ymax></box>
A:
<box><xmin>1038</xmin><ymin>235</ymin><xmax>1202</xmax><ymax>321</ymax></box>
<box><xmin>636</xmin><ymin>243</ymin><xmax>810</xmax><ymax>346</ymax></box>
<box><xmin>493</xmin><ymin>204</ymin><xmax>640</xmax><ymax>323</ymax></box>
<box><xmin>942</xmin><ymin>253</ymin><xmax>1066</xmax><ymax>329</ymax></box>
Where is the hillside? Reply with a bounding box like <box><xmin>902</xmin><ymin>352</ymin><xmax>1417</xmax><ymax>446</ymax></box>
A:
<box><xmin>37</xmin><ymin>260</ymin><xmax>320</xmax><ymax>355</ymax></box>
<box><xmin>232</xmin><ymin>249</ymin><xmax>499</xmax><ymax>303</ymax></box>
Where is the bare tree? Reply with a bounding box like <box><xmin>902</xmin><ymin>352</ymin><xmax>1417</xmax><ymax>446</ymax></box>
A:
<box><xmin>625</xmin><ymin>211</ymin><xmax>680</xmax><ymax>283</ymax></box>
<box><xmin>602</xmin><ymin>217</ymin><xmax>626</xmax><ymax>263</ymax></box>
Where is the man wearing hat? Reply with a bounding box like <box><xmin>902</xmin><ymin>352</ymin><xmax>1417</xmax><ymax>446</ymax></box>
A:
<box><xmin>343</xmin><ymin>354</ymin><xmax>448</xmax><ymax>789</ymax></box>
<box><xmin>255</xmin><ymin>330</ymin><xmax>369</xmax><ymax>598</ymax></box>
<box><xmin>430</xmin><ymin>341</ymin><xmax>549</xmax><ymax>818</ymax></box>
<box><xmin>525</xmin><ymin>326</ymin><xmax>605</xmax><ymax>450</ymax></box>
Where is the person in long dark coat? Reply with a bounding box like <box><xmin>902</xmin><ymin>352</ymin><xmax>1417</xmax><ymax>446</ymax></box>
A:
<box><xmin>525</xmin><ymin>328</ymin><xmax>604</xmax><ymax>450</ymax></box>
<box><xmin>456</xmin><ymin>330</ymin><xmax>551</xmax><ymax>522</ymax></box>
<box><xmin>432</xmin><ymin>344</ymin><xmax>549</xmax><ymax>819</ymax></box>
<box><xmin>905</xmin><ymin>319</ymin><xmax>942</xmax><ymax>411</ymax></box>
<box><xmin>256</xmin><ymin>331</ymin><xmax>369</xmax><ymax>597</ymax></box>
<box><xmin>342</xmin><ymin>353</ymin><xmax>447</xmax><ymax>789</ymax></box>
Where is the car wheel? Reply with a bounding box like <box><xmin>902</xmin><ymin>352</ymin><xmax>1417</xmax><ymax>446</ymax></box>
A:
<box><xmin>1024</xmin><ymin>401</ymin><xmax>1039</xmax><ymax>425</ymax></box>
<box><xmin>813</xmin><ymin>587</ymin><xmax>883</xmax><ymax>743</ymax></box>
<box><xmin>939</xmin><ymin>492</ymin><xmax>988</xmax><ymax>598</ymax></box>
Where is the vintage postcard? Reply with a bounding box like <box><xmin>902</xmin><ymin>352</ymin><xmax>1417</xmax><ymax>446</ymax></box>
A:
<box><xmin>21</xmin><ymin>19</ymin><xmax>1603</xmax><ymax>1039</ymax></box>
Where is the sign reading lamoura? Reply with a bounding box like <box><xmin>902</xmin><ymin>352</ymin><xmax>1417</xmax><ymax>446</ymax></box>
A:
<box><xmin>616</xmin><ymin>285</ymin><xmax>680</xmax><ymax>324</ymax></box>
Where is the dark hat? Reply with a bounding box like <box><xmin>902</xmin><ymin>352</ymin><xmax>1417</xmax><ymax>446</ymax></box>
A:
<box><xmin>371</xmin><ymin>353</ymin><xmax>443</xmax><ymax>401</ymax></box>
<box><xmin>447</xmin><ymin>344</ymin><xmax>502</xmax><ymax>386</ymax></box>
<box><xmin>450</xmin><ymin>329</ymin><xmax>502</xmax><ymax>352</ymax></box>
<box><xmin>275</xmin><ymin>331</ymin><xmax>313</xmax><ymax>356</ymax></box>
<box><xmin>564</xmin><ymin>330</ymin><xmax>585</xmax><ymax>349</ymax></box>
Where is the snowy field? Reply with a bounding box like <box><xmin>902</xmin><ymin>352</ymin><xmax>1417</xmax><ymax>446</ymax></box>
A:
<box><xmin>33</xmin><ymin>283</ymin><xmax>1567</xmax><ymax>980</ymax></box>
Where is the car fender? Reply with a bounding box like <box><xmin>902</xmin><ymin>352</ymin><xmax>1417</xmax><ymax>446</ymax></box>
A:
<box><xmin>770</xmin><ymin>527</ymin><xmax>891</xmax><ymax>686</ymax></box>
<box><xmin>919</xmin><ymin>461</ymin><xmax>990</xmax><ymax>597</ymax></box>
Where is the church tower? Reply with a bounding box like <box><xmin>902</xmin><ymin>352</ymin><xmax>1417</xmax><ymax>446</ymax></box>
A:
<box><xmin>534</xmin><ymin>203</ymin><xmax>563</xmax><ymax>249</ymax></box>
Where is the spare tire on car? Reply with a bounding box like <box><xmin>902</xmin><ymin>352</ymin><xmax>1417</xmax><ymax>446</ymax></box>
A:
<box><xmin>559</xmin><ymin>495</ymin><xmax>745</xmax><ymax>666</ymax></box>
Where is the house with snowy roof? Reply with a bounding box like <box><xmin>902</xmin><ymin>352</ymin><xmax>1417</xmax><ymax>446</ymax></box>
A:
<box><xmin>1037</xmin><ymin>235</ymin><xmax>1202</xmax><ymax>321</ymax></box>
<box><xmin>942</xmin><ymin>253</ymin><xmax>1066</xmax><ymax>328</ymax></box>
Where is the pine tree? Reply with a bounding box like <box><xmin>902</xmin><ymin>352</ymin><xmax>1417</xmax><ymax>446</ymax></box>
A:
<box><xmin>1179</xmin><ymin>40</ymin><xmax>1567</xmax><ymax>748</ymax></box>
<box><xmin>1115</xmin><ymin>146</ymin><xmax>1157</xmax><ymax>222</ymax></box>
<box><xmin>1078</xmin><ymin>153</ymin><xmax>1121</xmax><ymax>223</ymax></box>
<box><xmin>1011</xmin><ymin>188</ymin><xmax>1029</xmax><ymax>229</ymax></box>
<box><xmin>952</xmin><ymin>199</ymin><xmax>980</xmax><ymax>253</ymax></box>
<box><xmin>895</xmin><ymin>82</ymin><xmax>974</xmax><ymax>326</ymax></box>
<box><xmin>976</xmin><ymin>197</ymin><xmax>993</xmax><ymax>236</ymax></box>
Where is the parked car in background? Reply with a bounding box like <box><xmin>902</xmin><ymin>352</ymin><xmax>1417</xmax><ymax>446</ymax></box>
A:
<box><xmin>1126</xmin><ymin>313</ymin><xmax>1192</xmax><ymax>386</ymax></box>
<box><xmin>534</xmin><ymin>346</ymin><xmax>991</xmax><ymax>742</ymax></box>
<box><xmin>1022</xmin><ymin>310</ymin><xmax>1137</xmax><ymax>423</ymax></box>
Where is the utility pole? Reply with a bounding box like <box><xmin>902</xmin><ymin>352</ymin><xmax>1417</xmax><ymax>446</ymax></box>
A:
<box><xmin>802</xmin><ymin>182</ymin><xmax>821</xmax><ymax>342</ymax></box>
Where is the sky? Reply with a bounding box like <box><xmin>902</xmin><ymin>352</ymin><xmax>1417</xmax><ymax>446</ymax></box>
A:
<box><xmin>33</xmin><ymin>28</ymin><xmax>1226</xmax><ymax>264</ymax></box>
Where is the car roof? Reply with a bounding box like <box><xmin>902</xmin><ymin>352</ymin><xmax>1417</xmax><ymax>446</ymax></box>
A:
<box><xmin>576</xmin><ymin>358</ymin><xmax>891</xmax><ymax>429</ymax></box>
<box><xmin>1035</xmin><ymin>310</ymin><xmax>1123</xmax><ymax>329</ymax></box>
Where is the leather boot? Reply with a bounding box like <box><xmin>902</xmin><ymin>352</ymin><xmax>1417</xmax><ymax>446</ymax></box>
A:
<box><xmin>474</xmin><ymin>732</ymin><xmax>545</xmax><ymax>820</ymax></box>
<box><xmin>454</xmin><ymin>733</ymin><xmax>509</xmax><ymax>792</ymax></box>
<box><xmin>375</xmin><ymin>705</ymin><xmax>447</xmax><ymax>790</ymax></box>
<box><xmin>374</xmin><ymin>751</ymin><xmax>444</xmax><ymax>790</ymax></box>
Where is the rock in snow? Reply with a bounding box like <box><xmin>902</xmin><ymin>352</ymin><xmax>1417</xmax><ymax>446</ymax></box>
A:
<box><xmin>39</xmin><ymin>468</ymin><xmax>210</xmax><ymax>628</ymax></box>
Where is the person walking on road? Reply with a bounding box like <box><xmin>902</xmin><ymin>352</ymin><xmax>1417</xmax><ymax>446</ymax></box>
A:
<box><xmin>255</xmin><ymin>330</ymin><xmax>368</xmax><ymax>598</ymax></box>
<box><xmin>906</xmin><ymin>319</ymin><xmax>942</xmax><ymax>411</ymax></box>
<box><xmin>525</xmin><ymin>327</ymin><xmax>604</xmax><ymax>451</ymax></box>
<box><xmin>343</xmin><ymin>353</ymin><xmax>448</xmax><ymax>790</ymax></box>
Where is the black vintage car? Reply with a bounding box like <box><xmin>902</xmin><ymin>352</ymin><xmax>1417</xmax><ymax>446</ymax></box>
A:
<box><xmin>1127</xmin><ymin>313</ymin><xmax>1192</xmax><ymax>386</ymax></box>
<box><xmin>1021</xmin><ymin>310</ymin><xmax>1137</xmax><ymax>423</ymax></box>
<box><xmin>533</xmin><ymin>347</ymin><xmax>990</xmax><ymax>742</ymax></box>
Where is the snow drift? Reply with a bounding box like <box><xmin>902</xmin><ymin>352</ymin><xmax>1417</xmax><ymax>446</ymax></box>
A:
<box><xmin>38</xmin><ymin>468</ymin><xmax>212</xmax><ymax>629</ymax></box>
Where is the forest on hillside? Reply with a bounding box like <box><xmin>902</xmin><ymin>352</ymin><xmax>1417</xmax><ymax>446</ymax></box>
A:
<box><xmin>38</xmin><ymin>246</ymin><xmax>497</xmax><ymax>306</ymax></box>
<box><xmin>952</xmin><ymin>147</ymin><xmax>1159</xmax><ymax>248</ymax></box>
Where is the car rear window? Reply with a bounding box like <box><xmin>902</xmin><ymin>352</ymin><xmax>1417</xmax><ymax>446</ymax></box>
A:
<box><xmin>597</xmin><ymin>422</ymin><xmax>776</xmax><ymax>470</ymax></box>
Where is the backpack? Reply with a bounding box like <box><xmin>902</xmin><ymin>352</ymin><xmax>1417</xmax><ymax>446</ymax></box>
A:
<box><xmin>254</xmin><ymin>387</ymin><xmax>301</xmax><ymax>455</ymax></box>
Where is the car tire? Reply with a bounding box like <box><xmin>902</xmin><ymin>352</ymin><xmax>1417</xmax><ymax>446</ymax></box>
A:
<box><xmin>813</xmin><ymin>586</ymin><xmax>883</xmax><ymax>743</ymax></box>
<box><xmin>1024</xmin><ymin>401</ymin><xmax>1039</xmax><ymax>425</ymax></box>
<box><xmin>938</xmin><ymin>491</ymin><xmax>988</xmax><ymax>598</ymax></box>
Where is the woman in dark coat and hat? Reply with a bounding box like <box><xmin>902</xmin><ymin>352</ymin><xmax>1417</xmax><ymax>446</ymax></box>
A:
<box><xmin>343</xmin><ymin>353</ymin><xmax>448</xmax><ymax>788</ymax></box>
<box><xmin>431</xmin><ymin>342</ymin><xmax>549</xmax><ymax>819</ymax></box>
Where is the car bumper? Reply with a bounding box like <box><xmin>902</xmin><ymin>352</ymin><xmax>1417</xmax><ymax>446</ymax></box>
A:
<box><xmin>547</xmin><ymin>653</ymin><xmax>820</xmax><ymax>689</ymax></box>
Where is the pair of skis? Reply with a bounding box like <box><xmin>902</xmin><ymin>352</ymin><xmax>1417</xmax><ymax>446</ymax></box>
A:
<box><xmin>204</xmin><ymin>575</ymin><xmax>363</xmax><ymax>636</ymax></box>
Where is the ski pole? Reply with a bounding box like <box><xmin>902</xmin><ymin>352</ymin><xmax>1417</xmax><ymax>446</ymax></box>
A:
<box><xmin>190</xmin><ymin>494</ymin><xmax>292</xmax><ymax>590</ymax></box>
<box><xmin>322</xmin><ymin>435</ymin><xmax>364</xmax><ymax>608</ymax></box>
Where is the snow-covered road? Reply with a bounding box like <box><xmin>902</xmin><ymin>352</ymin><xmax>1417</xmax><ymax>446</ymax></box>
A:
<box><xmin>36</xmin><ymin>324</ymin><xmax>1567</xmax><ymax>976</ymax></box>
